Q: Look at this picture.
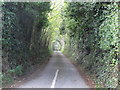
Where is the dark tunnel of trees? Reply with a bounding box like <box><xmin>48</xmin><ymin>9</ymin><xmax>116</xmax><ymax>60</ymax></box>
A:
<box><xmin>0</xmin><ymin>2</ymin><xmax>119</xmax><ymax>88</ymax></box>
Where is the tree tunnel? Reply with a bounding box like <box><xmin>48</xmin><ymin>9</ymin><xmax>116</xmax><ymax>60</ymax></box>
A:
<box><xmin>1</xmin><ymin>1</ymin><xmax>119</xmax><ymax>88</ymax></box>
<box><xmin>51</xmin><ymin>38</ymin><xmax>65</xmax><ymax>51</ymax></box>
<box><xmin>52</xmin><ymin>40</ymin><xmax>62</xmax><ymax>51</ymax></box>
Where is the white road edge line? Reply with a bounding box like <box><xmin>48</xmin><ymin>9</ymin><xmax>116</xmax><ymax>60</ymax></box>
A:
<box><xmin>51</xmin><ymin>69</ymin><xmax>59</xmax><ymax>88</ymax></box>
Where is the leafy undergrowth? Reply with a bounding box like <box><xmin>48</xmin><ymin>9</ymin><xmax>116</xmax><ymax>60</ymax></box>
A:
<box><xmin>2</xmin><ymin>56</ymin><xmax>51</xmax><ymax>88</ymax></box>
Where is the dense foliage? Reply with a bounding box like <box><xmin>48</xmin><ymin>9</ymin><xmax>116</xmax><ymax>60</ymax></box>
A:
<box><xmin>47</xmin><ymin>0</ymin><xmax>64</xmax><ymax>51</ymax></box>
<box><xmin>1</xmin><ymin>1</ymin><xmax>119</xmax><ymax>88</ymax></box>
<box><xmin>61</xmin><ymin>2</ymin><xmax>119</xmax><ymax>88</ymax></box>
<box><xmin>2</xmin><ymin>2</ymin><xmax>51</xmax><ymax>85</ymax></box>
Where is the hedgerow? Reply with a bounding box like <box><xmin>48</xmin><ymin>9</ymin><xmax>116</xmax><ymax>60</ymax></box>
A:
<box><xmin>2</xmin><ymin>2</ymin><xmax>51</xmax><ymax>85</ymax></box>
<box><xmin>62</xmin><ymin>2</ymin><xmax>119</xmax><ymax>88</ymax></box>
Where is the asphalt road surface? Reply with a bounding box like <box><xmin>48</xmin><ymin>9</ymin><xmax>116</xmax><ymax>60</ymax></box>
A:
<box><xmin>18</xmin><ymin>51</ymin><xmax>89</xmax><ymax>88</ymax></box>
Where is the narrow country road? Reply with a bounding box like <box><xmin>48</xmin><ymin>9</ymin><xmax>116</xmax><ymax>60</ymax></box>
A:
<box><xmin>18</xmin><ymin>51</ymin><xmax>89</xmax><ymax>88</ymax></box>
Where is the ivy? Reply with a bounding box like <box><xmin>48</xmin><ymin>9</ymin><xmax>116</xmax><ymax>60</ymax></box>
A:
<box><xmin>2</xmin><ymin>2</ymin><xmax>51</xmax><ymax>86</ymax></box>
<box><xmin>62</xmin><ymin>2</ymin><xmax>119</xmax><ymax>88</ymax></box>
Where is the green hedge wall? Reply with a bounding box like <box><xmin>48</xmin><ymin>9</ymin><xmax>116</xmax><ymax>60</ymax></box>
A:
<box><xmin>62</xmin><ymin>2</ymin><xmax>119</xmax><ymax>88</ymax></box>
<box><xmin>2</xmin><ymin>2</ymin><xmax>51</xmax><ymax>85</ymax></box>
